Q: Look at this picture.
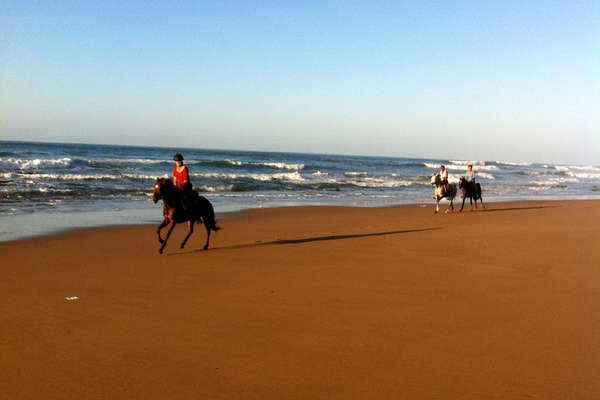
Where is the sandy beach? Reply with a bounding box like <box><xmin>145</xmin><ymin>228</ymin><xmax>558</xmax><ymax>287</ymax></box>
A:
<box><xmin>1</xmin><ymin>200</ymin><xmax>599</xmax><ymax>399</ymax></box>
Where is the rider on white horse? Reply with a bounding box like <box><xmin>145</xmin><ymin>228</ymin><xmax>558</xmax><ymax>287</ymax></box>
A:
<box><xmin>439</xmin><ymin>165</ymin><xmax>449</xmax><ymax>194</ymax></box>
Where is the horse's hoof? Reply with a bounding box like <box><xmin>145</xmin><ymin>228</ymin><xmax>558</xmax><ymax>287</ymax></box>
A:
<box><xmin>203</xmin><ymin>245</ymin><xmax>209</xmax><ymax>250</ymax></box>
<box><xmin>159</xmin><ymin>248</ymin><xmax>164</xmax><ymax>254</ymax></box>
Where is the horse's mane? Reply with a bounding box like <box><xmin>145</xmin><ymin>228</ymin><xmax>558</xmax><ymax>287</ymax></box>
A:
<box><xmin>157</xmin><ymin>178</ymin><xmax>178</xmax><ymax>194</ymax></box>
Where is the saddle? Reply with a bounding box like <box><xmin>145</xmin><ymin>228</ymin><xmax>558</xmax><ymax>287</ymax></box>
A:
<box><xmin>180</xmin><ymin>182</ymin><xmax>199</xmax><ymax>212</ymax></box>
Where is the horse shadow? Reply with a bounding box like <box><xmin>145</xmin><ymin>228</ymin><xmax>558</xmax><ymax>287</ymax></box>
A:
<box><xmin>477</xmin><ymin>205</ymin><xmax>559</xmax><ymax>213</ymax></box>
<box><xmin>166</xmin><ymin>227</ymin><xmax>442</xmax><ymax>255</ymax></box>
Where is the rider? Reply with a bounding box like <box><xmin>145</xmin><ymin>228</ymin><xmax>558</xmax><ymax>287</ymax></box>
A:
<box><xmin>439</xmin><ymin>165</ymin><xmax>449</xmax><ymax>193</ymax></box>
<box><xmin>173</xmin><ymin>153</ymin><xmax>194</xmax><ymax>210</ymax></box>
<box><xmin>465</xmin><ymin>164</ymin><xmax>476</xmax><ymax>184</ymax></box>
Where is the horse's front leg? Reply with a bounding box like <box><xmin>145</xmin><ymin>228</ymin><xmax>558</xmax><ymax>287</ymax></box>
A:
<box><xmin>180</xmin><ymin>220</ymin><xmax>194</xmax><ymax>249</ymax></box>
<box><xmin>460</xmin><ymin>196</ymin><xmax>466</xmax><ymax>212</ymax></box>
<box><xmin>157</xmin><ymin>217</ymin><xmax>169</xmax><ymax>244</ymax></box>
<box><xmin>159</xmin><ymin>221</ymin><xmax>177</xmax><ymax>254</ymax></box>
<box><xmin>434</xmin><ymin>197</ymin><xmax>439</xmax><ymax>213</ymax></box>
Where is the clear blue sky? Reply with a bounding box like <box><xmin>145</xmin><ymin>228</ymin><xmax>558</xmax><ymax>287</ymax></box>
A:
<box><xmin>1</xmin><ymin>1</ymin><xmax>598</xmax><ymax>164</ymax></box>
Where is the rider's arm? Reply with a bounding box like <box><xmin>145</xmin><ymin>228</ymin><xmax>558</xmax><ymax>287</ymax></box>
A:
<box><xmin>181</xmin><ymin>167</ymin><xmax>189</xmax><ymax>185</ymax></box>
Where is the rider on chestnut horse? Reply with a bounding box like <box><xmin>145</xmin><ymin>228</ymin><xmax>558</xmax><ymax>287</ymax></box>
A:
<box><xmin>173</xmin><ymin>153</ymin><xmax>197</xmax><ymax>211</ymax></box>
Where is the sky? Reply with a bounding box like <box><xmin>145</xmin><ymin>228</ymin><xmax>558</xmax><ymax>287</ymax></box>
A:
<box><xmin>1</xmin><ymin>1</ymin><xmax>598</xmax><ymax>164</ymax></box>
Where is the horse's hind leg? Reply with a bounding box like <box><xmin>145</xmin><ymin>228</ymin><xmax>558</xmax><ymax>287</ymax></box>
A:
<box><xmin>203</xmin><ymin>222</ymin><xmax>211</xmax><ymax>250</ymax></box>
<box><xmin>180</xmin><ymin>220</ymin><xmax>194</xmax><ymax>249</ymax></box>
<box><xmin>159</xmin><ymin>221</ymin><xmax>176</xmax><ymax>254</ymax></box>
<box><xmin>157</xmin><ymin>217</ymin><xmax>169</xmax><ymax>244</ymax></box>
<box><xmin>446</xmin><ymin>199</ymin><xmax>454</xmax><ymax>213</ymax></box>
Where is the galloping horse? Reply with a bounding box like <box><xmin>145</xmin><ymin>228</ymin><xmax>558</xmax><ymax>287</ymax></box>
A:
<box><xmin>458</xmin><ymin>177</ymin><xmax>485</xmax><ymax>212</ymax></box>
<box><xmin>152</xmin><ymin>178</ymin><xmax>220</xmax><ymax>254</ymax></box>
<box><xmin>430</xmin><ymin>173</ymin><xmax>457</xmax><ymax>214</ymax></box>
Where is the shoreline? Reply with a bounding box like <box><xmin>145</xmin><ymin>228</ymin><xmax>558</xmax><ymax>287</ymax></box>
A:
<box><xmin>2</xmin><ymin>199</ymin><xmax>599</xmax><ymax>399</ymax></box>
<box><xmin>0</xmin><ymin>198</ymin><xmax>593</xmax><ymax>244</ymax></box>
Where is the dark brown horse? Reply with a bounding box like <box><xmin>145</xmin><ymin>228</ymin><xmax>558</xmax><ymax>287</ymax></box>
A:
<box><xmin>152</xmin><ymin>178</ymin><xmax>220</xmax><ymax>254</ymax></box>
<box><xmin>458</xmin><ymin>177</ymin><xmax>485</xmax><ymax>212</ymax></box>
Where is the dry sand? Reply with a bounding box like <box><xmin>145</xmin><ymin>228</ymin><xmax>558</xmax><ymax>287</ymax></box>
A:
<box><xmin>1</xmin><ymin>200</ymin><xmax>599</xmax><ymax>399</ymax></box>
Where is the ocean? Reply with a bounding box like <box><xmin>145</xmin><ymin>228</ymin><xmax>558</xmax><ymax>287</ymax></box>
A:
<box><xmin>1</xmin><ymin>140</ymin><xmax>599</xmax><ymax>241</ymax></box>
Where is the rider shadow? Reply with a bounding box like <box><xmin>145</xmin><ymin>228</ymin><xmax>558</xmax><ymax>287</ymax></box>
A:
<box><xmin>168</xmin><ymin>227</ymin><xmax>442</xmax><ymax>255</ymax></box>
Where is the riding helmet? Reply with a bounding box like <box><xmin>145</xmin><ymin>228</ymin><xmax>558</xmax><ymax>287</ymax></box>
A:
<box><xmin>173</xmin><ymin>153</ymin><xmax>184</xmax><ymax>161</ymax></box>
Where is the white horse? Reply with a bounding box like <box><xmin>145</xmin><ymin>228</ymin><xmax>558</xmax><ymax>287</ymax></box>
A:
<box><xmin>430</xmin><ymin>173</ymin><xmax>457</xmax><ymax>214</ymax></box>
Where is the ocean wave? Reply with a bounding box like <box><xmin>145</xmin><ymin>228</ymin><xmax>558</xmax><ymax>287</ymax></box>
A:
<box><xmin>450</xmin><ymin>160</ymin><xmax>486</xmax><ymax>166</ymax></box>
<box><xmin>0</xmin><ymin>157</ymin><xmax>74</xmax><ymax>170</ymax></box>
<box><xmin>494</xmin><ymin>160</ymin><xmax>533</xmax><ymax>166</ymax></box>
<box><xmin>12</xmin><ymin>173</ymin><xmax>169</xmax><ymax>182</ymax></box>
<box><xmin>456</xmin><ymin>164</ymin><xmax>497</xmax><ymax>171</ymax></box>
<box><xmin>573</xmin><ymin>173</ymin><xmax>600</xmax><ymax>179</ymax></box>
<box><xmin>476</xmin><ymin>172</ymin><xmax>495</xmax><ymax>180</ymax></box>
<box><xmin>554</xmin><ymin>165</ymin><xmax>600</xmax><ymax>172</ymax></box>
<box><xmin>345</xmin><ymin>171</ymin><xmax>369</xmax><ymax>177</ymax></box>
<box><xmin>532</xmin><ymin>177</ymin><xmax>579</xmax><ymax>187</ymax></box>
<box><xmin>259</xmin><ymin>162</ymin><xmax>305</xmax><ymax>170</ymax></box>
<box><xmin>191</xmin><ymin>159</ymin><xmax>305</xmax><ymax>170</ymax></box>
<box><xmin>192</xmin><ymin>171</ymin><xmax>305</xmax><ymax>182</ymax></box>
<box><xmin>0</xmin><ymin>187</ymin><xmax>151</xmax><ymax>201</ymax></box>
<box><xmin>423</xmin><ymin>162</ymin><xmax>498</xmax><ymax>171</ymax></box>
<box><xmin>345</xmin><ymin>178</ymin><xmax>416</xmax><ymax>188</ymax></box>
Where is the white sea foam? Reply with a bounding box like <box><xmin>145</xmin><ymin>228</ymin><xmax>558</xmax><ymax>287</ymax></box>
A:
<box><xmin>345</xmin><ymin>171</ymin><xmax>368</xmax><ymax>177</ymax></box>
<box><xmin>348</xmin><ymin>178</ymin><xmax>415</xmax><ymax>188</ymax></box>
<box><xmin>564</xmin><ymin>165</ymin><xmax>600</xmax><ymax>172</ymax></box>
<box><xmin>423</xmin><ymin>162</ymin><xmax>440</xmax><ymax>169</ymax></box>
<box><xmin>450</xmin><ymin>160</ymin><xmax>485</xmax><ymax>166</ymax></box>
<box><xmin>573</xmin><ymin>173</ymin><xmax>600</xmax><ymax>179</ymax></box>
<box><xmin>423</xmin><ymin>162</ymin><xmax>497</xmax><ymax>171</ymax></box>
<box><xmin>225</xmin><ymin>159</ymin><xmax>244</xmax><ymax>166</ymax></box>
<box><xmin>90</xmin><ymin>158</ymin><xmax>166</xmax><ymax>165</ymax></box>
<box><xmin>495</xmin><ymin>160</ymin><xmax>533</xmax><ymax>166</ymax></box>
<box><xmin>476</xmin><ymin>172</ymin><xmax>495</xmax><ymax>180</ymax></box>
<box><xmin>192</xmin><ymin>171</ymin><xmax>305</xmax><ymax>182</ymax></box>
<box><xmin>197</xmin><ymin>184</ymin><xmax>234</xmax><ymax>192</ymax></box>
<box><xmin>14</xmin><ymin>173</ymin><xmax>168</xmax><ymax>181</ymax></box>
<box><xmin>0</xmin><ymin>157</ymin><xmax>73</xmax><ymax>170</ymax></box>
<box><xmin>259</xmin><ymin>162</ymin><xmax>305</xmax><ymax>170</ymax></box>
<box><xmin>532</xmin><ymin>177</ymin><xmax>579</xmax><ymax>186</ymax></box>
<box><xmin>312</xmin><ymin>171</ymin><xmax>329</xmax><ymax>176</ymax></box>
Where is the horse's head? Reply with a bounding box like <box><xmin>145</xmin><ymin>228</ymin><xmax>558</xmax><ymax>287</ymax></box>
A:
<box><xmin>458</xmin><ymin>177</ymin><xmax>465</xmax><ymax>189</ymax></box>
<box><xmin>430</xmin><ymin>173</ymin><xmax>441</xmax><ymax>187</ymax></box>
<box><xmin>152</xmin><ymin>178</ymin><xmax>172</xmax><ymax>204</ymax></box>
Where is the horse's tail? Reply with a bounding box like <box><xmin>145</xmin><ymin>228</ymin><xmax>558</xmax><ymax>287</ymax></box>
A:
<box><xmin>198</xmin><ymin>196</ymin><xmax>221</xmax><ymax>232</ymax></box>
<box><xmin>450</xmin><ymin>184</ymin><xmax>457</xmax><ymax>200</ymax></box>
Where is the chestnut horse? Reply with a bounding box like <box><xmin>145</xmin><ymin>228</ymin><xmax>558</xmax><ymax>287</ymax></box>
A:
<box><xmin>458</xmin><ymin>177</ymin><xmax>485</xmax><ymax>212</ymax></box>
<box><xmin>430</xmin><ymin>173</ymin><xmax>457</xmax><ymax>214</ymax></box>
<box><xmin>152</xmin><ymin>178</ymin><xmax>220</xmax><ymax>254</ymax></box>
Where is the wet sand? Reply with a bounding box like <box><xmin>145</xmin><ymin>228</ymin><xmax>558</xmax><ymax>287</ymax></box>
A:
<box><xmin>1</xmin><ymin>200</ymin><xmax>599</xmax><ymax>399</ymax></box>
